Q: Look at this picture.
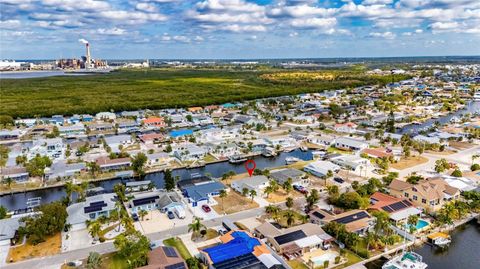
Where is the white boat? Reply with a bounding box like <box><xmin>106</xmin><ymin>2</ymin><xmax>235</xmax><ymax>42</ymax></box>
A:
<box><xmin>262</xmin><ymin>147</ymin><xmax>277</xmax><ymax>157</ymax></box>
<box><xmin>312</xmin><ymin>151</ymin><xmax>326</xmax><ymax>159</ymax></box>
<box><xmin>283</xmin><ymin>146</ymin><xmax>297</xmax><ymax>153</ymax></box>
<box><xmin>382</xmin><ymin>252</ymin><xmax>428</xmax><ymax>269</ymax></box>
<box><xmin>433</xmin><ymin>237</ymin><xmax>451</xmax><ymax>247</ymax></box>
<box><xmin>285</xmin><ymin>157</ymin><xmax>301</xmax><ymax>165</ymax></box>
<box><xmin>300</xmin><ymin>146</ymin><xmax>308</xmax><ymax>152</ymax></box>
<box><xmin>473</xmin><ymin>92</ymin><xmax>480</xmax><ymax>101</ymax></box>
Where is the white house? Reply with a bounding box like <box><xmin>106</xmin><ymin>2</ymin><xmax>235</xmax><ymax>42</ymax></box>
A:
<box><xmin>308</xmin><ymin>135</ymin><xmax>336</xmax><ymax>147</ymax></box>
<box><xmin>146</xmin><ymin>152</ymin><xmax>171</xmax><ymax>167</ymax></box>
<box><xmin>173</xmin><ymin>144</ymin><xmax>207</xmax><ymax>161</ymax></box>
<box><xmin>304</xmin><ymin>161</ymin><xmax>340</xmax><ymax>178</ymax></box>
<box><xmin>335</xmin><ymin>137</ymin><xmax>369</xmax><ymax>151</ymax></box>
<box><xmin>95</xmin><ymin>112</ymin><xmax>116</xmax><ymax>120</ymax></box>
<box><xmin>330</xmin><ymin>155</ymin><xmax>368</xmax><ymax>174</ymax></box>
<box><xmin>334</xmin><ymin>122</ymin><xmax>358</xmax><ymax>134</ymax></box>
<box><xmin>27</xmin><ymin>138</ymin><xmax>64</xmax><ymax>160</ymax></box>
<box><xmin>231</xmin><ymin>175</ymin><xmax>269</xmax><ymax>195</ymax></box>
<box><xmin>105</xmin><ymin>135</ymin><xmax>134</xmax><ymax>153</ymax></box>
<box><xmin>66</xmin><ymin>193</ymin><xmax>117</xmax><ymax>231</ymax></box>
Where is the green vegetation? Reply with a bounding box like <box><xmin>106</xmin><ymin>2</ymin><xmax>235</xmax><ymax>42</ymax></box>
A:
<box><xmin>163</xmin><ymin>237</ymin><xmax>192</xmax><ymax>260</ymax></box>
<box><xmin>19</xmin><ymin>201</ymin><xmax>67</xmax><ymax>245</ymax></box>
<box><xmin>0</xmin><ymin>69</ymin><xmax>408</xmax><ymax>118</ymax></box>
<box><xmin>113</xmin><ymin>231</ymin><xmax>150</xmax><ymax>269</ymax></box>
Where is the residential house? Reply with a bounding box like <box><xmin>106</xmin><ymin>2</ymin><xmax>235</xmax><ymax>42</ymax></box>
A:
<box><xmin>334</xmin><ymin>122</ymin><xmax>358</xmax><ymax>134</ymax></box>
<box><xmin>270</xmin><ymin>168</ymin><xmax>309</xmax><ymax>187</ymax></box>
<box><xmin>303</xmin><ymin>161</ymin><xmax>340</xmax><ymax>178</ymax></box>
<box><xmin>361</xmin><ymin>148</ymin><xmax>398</xmax><ymax>161</ymax></box>
<box><xmin>143</xmin><ymin>117</ymin><xmax>165</xmax><ymax>128</ymax></box>
<box><xmin>178</xmin><ymin>176</ymin><xmax>226</xmax><ymax>206</ymax></box>
<box><xmin>330</xmin><ymin>155</ymin><xmax>368</xmax><ymax>174</ymax></box>
<box><xmin>146</xmin><ymin>152</ymin><xmax>171</xmax><ymax>167</ymax></box>
<box><xmin>173</xmin><ymin>144</ymin><xmax>207</xmax><ymax>161</ymax></box>
<box><xmin>388</xmin><ymin>178</ymin><xmax>460</xmax><ymax>212</ymax></box>
<box><xmin>45</xmin><ymin>161</ymin><xmax>86</xmax><ymax>180</ymax></box>
<box><xmin>66</xmin><ymin>193</ymin><xmax>117</xmax><ymax>231</ymax></box>
<box><xmin>255</xmin><ymin>222</ymin><xmax>333</xmax><ymax>258</ymax></box>
<box><xmin>231</xmin><ymin>175</ymin><xmax>269</xmax><ymax>195</ymax></box>
<box><xmin>138</xmin><ymin>246</ymin><xmax>187</xmax><ymax>269</ymax></box>
<box><xmin>27</xmin><ymin>138</ymin><xmax>64</xmax><ymax>160</ymax></box>
<box><xmin>334</xmin><ymin>137</ymin><xmax>368</xmax><ymax>151</ymax></box>
<box><xmin>0</xmin><ymin>129</ymin><xmax>21</xmax><ymax>141</ymax></box>
<box><xmin>95</xmin><ymin>112</ymin><xmax>116</xmax><ymax>120</ymax></box>
<box><xmin>368</xmin><ymin>192</ymin><xmax>422</xmax><ymax>223</ymax></box>
<box><xmin>105</xmin><ymin>135</ymin><xmax>133</xmax><ymax>153</ymax></box>
<box><xmin>58</xmin><ymin>124</ymin><xmax>85</xmax><ymax>137</ymax></box>
<box><xmin>307</xmin><ymin>135</ymin><xmax>335</xmax><ymax>148</ymax></box>
<box><xmin>0</xmin><ymin>217</ymin><xmax>23</xmax><ymax>246</ymax></box>
<box><xmin>138</xmin><ymin>133</ymin><xmax>164</xmax><ymax>145</ymax></box>
<box><xmin>96</xmin><ymin>157</ymin><xmax>131</xmax><ymax>171</ymax></box>
<box><xmin>200</xmin><ymin>230</ymin><xmax>284</xmax><ymax>269</ymax></box>
<box><xmin>309</xmin><ymin>209</ymin><xmax>374</xmax><ymax>234</ymax></box>
<box><xmin>0</xmin><ymin>166</ymin><xmax>29</xmax><ymax>181</ymax></box>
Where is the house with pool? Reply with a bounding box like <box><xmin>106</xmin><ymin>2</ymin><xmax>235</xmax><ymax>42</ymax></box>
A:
<box><xmin>388</xmin><ymin>178</ymin><xmax>460</xmax><ymax>213</ymax></box>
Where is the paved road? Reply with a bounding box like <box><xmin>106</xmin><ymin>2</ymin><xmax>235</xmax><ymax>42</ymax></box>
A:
<box><xmin>4</xmin><ymin>197</ymin><xmax>307</xmax><ymax>269</ymax></box>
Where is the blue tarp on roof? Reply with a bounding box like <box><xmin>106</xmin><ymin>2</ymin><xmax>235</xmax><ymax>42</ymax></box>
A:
<box><xmin>203</xmin><ymin>231</ymin><xmax>261</xmax><ymax>264</ymax></box>
<box><xmin>169</xmin><ymin>129</ymin><xmax>193</xmax><ymax>138</ymax></box>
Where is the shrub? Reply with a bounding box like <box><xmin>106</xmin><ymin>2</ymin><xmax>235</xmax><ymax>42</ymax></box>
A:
<box><xmin>471</xmin><ymin>164</ymin><xmax>480</xmax><ymax>171</ymax></box>
<box><xmin>324</xmin><ymin>260</ymin><xmax>329</xmax><ymax>269</ymax></box>
<box><xmin>335</xmin><ymin>256</ymin><xmax>341</xmax><ymax>264</ymax></box>
<box><xmin>451</xmin><ymin>169</ymin><xmax>462</xmax><ymax>177</ymax></box>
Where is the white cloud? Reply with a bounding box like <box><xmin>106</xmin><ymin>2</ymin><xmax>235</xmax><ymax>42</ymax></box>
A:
<box><xmin>369</xmin><ymin>31</ymin><xmax>396</xmax><ymax>39</ymax></box>
<box><xmin>135</xmin><ymin>3</ymin><xmax>158</xmax><ymax>13</ymax></box>
<box><xmin>290</xmin><ymin>17</ymin><xmax>337</xmax><ymax>29</ymax></box>
<box><xmin>0</xmin><ymin>19</ymin><xmax>21</xmax><ymax>29</ymax></box>
<box><xmin>97</xmin><ymin>27</ymin><xmax>127</xmax><ymax>35</ymax></box>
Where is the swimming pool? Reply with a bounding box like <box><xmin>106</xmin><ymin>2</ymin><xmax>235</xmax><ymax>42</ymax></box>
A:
<box><xmin>312</xmin><ymin>253</ymin><xmax>337</xmax><ymax>266</ymax></box>
<box><xmin>407</xmin><ymin>219</ymin><xmax>430</xmax><ymax>230</ymax></box>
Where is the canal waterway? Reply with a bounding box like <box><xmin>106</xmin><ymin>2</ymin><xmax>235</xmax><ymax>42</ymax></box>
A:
<box><xmin>0</xmin><ymin>150</ymin><xmax>313</xmax><ymax>211</ymax></box>
<box><xmin>366</xmin><ymin>219</ymin><xmax>480</xmax><ymax>269</ymax></box>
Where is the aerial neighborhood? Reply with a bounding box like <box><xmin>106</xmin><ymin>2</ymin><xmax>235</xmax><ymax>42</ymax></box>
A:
<box><xmin>1</xmin><ymin>64</ymin><xmax>480</xmax><ymax>269</ymax></box>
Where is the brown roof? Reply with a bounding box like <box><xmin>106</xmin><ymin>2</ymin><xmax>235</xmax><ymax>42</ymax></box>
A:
<box><xmin>388</xmin><ymin>179</ymin><xmax>412</xmax><ymax>191</ymax></box>
<box><xmin>139</xmin><ymin>133</ymin><xmax>164</xmax><ymax>142</ymax></box>
<box><xmin>1</xmin><ymin>166</ymin><xmax>28</xmax><ymax>176</ymax></box>
<box><xmin>369</xmin><ymin>192</ymin><xmax>413</xmax><ymax>212</ymax></box>
<box><xmin>361</xmin><ymin>148</ymin><xmax>393</xmax><ymax>158</ymax></box>
<box><xmin>138</xmin><ymin>246</ymin><xmax>186</xmax><ymax>269</ymax></box>
<box><xmin>413</xmin><ymin>178</ymin><xmax>460</xmax><ymax>200</ymax></box>
<box><xmin>96</xmin><ymin>157</ymin><xmax>131</xmax><ymax>166</ymax></box>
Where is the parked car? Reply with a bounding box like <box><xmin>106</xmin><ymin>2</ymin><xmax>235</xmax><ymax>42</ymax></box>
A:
<box><xmin>333</xmin><ymin>177</ymin><xmax>344</xmax><ymax>184</ymax></box>
<box><xmin>66</xmin><ymin>260</ymin><xmax>83</xmax><ymax>267</ymax></box>
<box><xmin>132</xmin><ymin>213</ymin><xmax>139</xmax><ymax>221</ymax></box>
<box><xmin>202</xmin><ymin>204</ymin><xmax>211</xmax><ymax>213</ymax></box>
<box><xmin>293</xmin><ymin>185</ymin><xmax>308</xmax><ymax>194</ymax></box>
<box><xmin>167</xmin><ymin>211</ymin><xmax>175</xmax><ymax>219</ymax></box>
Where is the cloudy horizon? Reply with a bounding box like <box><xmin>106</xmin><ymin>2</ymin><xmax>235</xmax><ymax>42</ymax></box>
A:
<box><xmin>1</xmin><ymin>0</ymin><xmax>479</xmax><ymax>59</ymax></box>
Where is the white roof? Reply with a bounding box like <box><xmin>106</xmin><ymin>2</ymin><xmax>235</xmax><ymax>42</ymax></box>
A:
<box><xmin>294</xmin><ymin>235</ymin><xmax>323</xmax><ymax>248</ymax></box>
<box><xmin>389</xmin><ymin>207</ymin><xmax>422</xmax><ymax>221</ymax></box>
<box><xmin>443</xmin><ymin>176</ymin><xmax>476</xmax><ymax>192</ymax></box>
<box><xmin>257</xmin><ymin>253</ymin><xmax>281</xmax><ymax>268</ymax></box>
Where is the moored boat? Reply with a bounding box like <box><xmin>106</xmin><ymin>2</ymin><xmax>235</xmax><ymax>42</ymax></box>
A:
<box><xmin>285</xmin><ymin>157</ymin><xmax>301</xmax><ymax>165</ymax></box>
<box><xmin>382</xmin><ymin>251</ymin><xmax>428</xmax><ymax>269</ymax></box>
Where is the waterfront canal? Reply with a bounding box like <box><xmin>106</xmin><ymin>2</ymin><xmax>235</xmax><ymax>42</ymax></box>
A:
<box><xmin>0</xmin><ymin>149</ymin><xmax>313</xmax><ymax>211</ymax></box>
<box><xmin>366</xmin><ymin>219</ymin><xmax>480</xmax><ymax>269</ymax></box>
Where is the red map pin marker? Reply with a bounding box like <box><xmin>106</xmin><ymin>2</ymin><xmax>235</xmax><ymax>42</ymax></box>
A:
<box><xmin>244</xmin><ymin>159</ymin><xmax>256</xmax><ymax>177</ymax></box>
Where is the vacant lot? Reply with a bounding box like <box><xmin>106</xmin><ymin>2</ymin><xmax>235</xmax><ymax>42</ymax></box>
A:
<box><xmin>0</xmin><ymin>68</ymin><xmax>407</xmax><ymax>117</ymax></box>
<box><xmin>8</xmin><ymin>233</ymin><xmax>61</xmax><ymax>263</ymax></box>
<box><xmin>213</xmin><ymin>190</ymin><xmax>258</xmax><ymax>214</ymax></box>
<box><xmin>391</xmin><ymin>156</ymin><xmax>429</xmax><ymax>170</ymax></box>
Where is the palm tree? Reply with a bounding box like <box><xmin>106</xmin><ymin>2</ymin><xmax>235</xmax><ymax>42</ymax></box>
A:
<box><xmin>87</xmin><ymin>251</ymin><xmax>103</xmax><ymax>269</ymax></box>
<box><xmin>138</xmin><ymin>210</ymin><xmax>148</xmax><ymax>221</ymax></box>
<box><xmin>283</xmin><ymin>178</ymin><xmax>293</xmax><ymax>195</ymax></box>
<box><xmin>219</xmin><ymin>190</ymin><xmax>227</xmax><ymax>213</ymax></box>
<box><xmin>64</xmin><ymin>181</ymin><xmax>77</xmax><ymax>205</ymax></box>
<box><xmin>286</xmin><ymin>197</ymin><xmax>294</xmax><ymax>209</ymax></box>
<box><xmin>264</xmin><ymin>186</ymin><xmax>274</xmax><ymax>198</ymax></box>
<box><xmin>3</xmin><ymin>177</ymin><xmax>13</xmax><ymax>190</ymax></box>
<box><xmin>242</xmin><ymin>187</ymin><xmax>249</xmax><ymax>197</ymax></box>
<box><xmin>249</xmin><ymin>189</ymin><xmax>257</xmax><ymax>202</ymax></box>
<box><xmin>77</xmin><ymin>181</ymin><xmax>89</xmax><ymax>202</ymax></box>
<box><xmin>87</xmin><ymin>161</ymin><xmax>100</xmax><ymax>178</ymax></box>
<box><xmin>188</xmin><ymin>217</ymin><xmax>206</xmax><ymax>240</ymax></box>
<box><xmin>472</xmin><ymin>154</ymin><xmax>479</xmax><ymax>165</ymax></box>
<box><xmin>269</xmin><ymin>180</ymin><xmax>279</xmax><ymax>192</ymax></box>
<box><xmin>284</xmin><ymin>211</ymin><xmax>296</xmax><ymax>227</ymax></box>
<box><xmin>298</xmin><ymin>214</ymin><xmax>309</xmax><ymax>224</ymax></box>
<box><xmin>407</xmin><ymin>215</ymin><xmax>419</xmax><ymax>233</ymax></box>
<box><xmin>265</xmin><ymin>205</ymin><xmax>280</xmax><ymax>221</ymax></box>
<box><xmin>365</xmin><ymin>231</ymin><xmax>376</xmax><ymax>250</ymax></box>
<box><xmin>325</xmin><ymin>170</ymin><xmax>333</xmax><ymax>187</ymax></box>
<box><xmin>88</xmin><ymin>221</ymin><xmax>102</xmax><ymax>241</ymax></box>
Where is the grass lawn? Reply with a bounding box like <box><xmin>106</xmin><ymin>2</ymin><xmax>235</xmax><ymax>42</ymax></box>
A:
<box><xmin>332</xmin><ymin>249</ymin><xmax>363</xmax><ymax>269</ymax></box>
<box><xmin>7</xmin><ymin>233</ymin><xmax>61</xmax><ymax>263</ymax></box>
<box><xmin>203</xmin><ymin>154</ymin><xmax>218</xmax><ymax>163</ymax></box>
<box><xmin>213</xmin><ymin>190</ymin><xmax>259</xmax><ymax>214</ymax></box>
<box><xmin>99</xmin><ymin>223</ymin><xmax>119</xmax><ymax>240</ymax></box>
<box><xmin>391</xmin><ymin>156</ymin><xmax>429</xmax><ymax>170</ymax></box>
<box><xmin>0</xmin><ymin>68</ymin><xmax>407</xmax><ymax>118</ymax></box>
<box><xmin>275</xmin><ymin>209</ymin><xmax>307</xmax><ymax>228</ymax></box>
<box><xmin>327</xmin><ymin>147</ymin><xmax>353</xmax><ymax>155</ymax></box>
<box><xmin>288</xmin><ymin>259</ymin><xmax>309</xmax><ymax>269</ymax></box>
<box><xmin>62</xmin><ymin>252</ymin><xmax>129</xmax><ymax>269</ymax></box>
<box><xmin>163</xmin><ymin>237</ymin><xmax>192</xmax><ymax>260</ymax></box>
<box><xmin>266</xmin><ymin>190</ymin><xmax>303</xmax><ymax>203</ymax></box>
<box><xmin>449</xmin><ymin>141</ymin><xmax>473</xmax><ymax>150</ymax></box>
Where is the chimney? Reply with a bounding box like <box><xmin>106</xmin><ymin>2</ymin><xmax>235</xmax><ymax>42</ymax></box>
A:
<box><xmin>86</xmin><ymin>43</ymin><xmax>91</xmax><ymax>69</ymax></box>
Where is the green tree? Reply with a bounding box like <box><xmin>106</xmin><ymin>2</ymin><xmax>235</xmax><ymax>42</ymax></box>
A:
<box><xmin>451</xmin><ymin>169</ymin><xmax>462</xmax><ymax>177</ymax></box>
<box><xmin>325</xmin><ymin>170</ymin><xmax>333</xmax><ymax>186</ymax></box>
<box><xmin>0</xmin><ymin>205</ymin><xmax>7</xmax><ymax>219</ymax></box>
<box><xmin>249</xmin><ymin>189</ymin><xmax>257</xmax><ymax>202</ymax></box>
<box><xmin>407</xmin><ymin>214</ymin><xmax>419</xmax><ymax>234</ymax></box>
<box><xmin>282</xmin><ymin>178</ymin><xmax>293</xmax><ymax>195</ymax></box>
<box><xmin>188</xmin><ymin>217</ymin><xmax>206</xmax><ymax>240</ymax></box>
<box><xmin>25</xmin><ymin>154</ymin><xmax>52</xmax><ymax>177</ymax></box>
<box><xmin>87</xmin><ymin>161</ymin><xmax>100</xmax><ymax>178</ymax></box>
<box><xmin>113</xmin><ymin>231</ymin><xmax>150</xmax><ymax>269</ymax></box>
<box><xmin>435</xmin><ymin>158</ymin><xmax>449</xmax><ymax>173</ymax></box>
<box><xmin>242</xmin><ymin>187</ymin><xmax>249</xmax><ymax>197</ymax></box>
<box><xmin>131</xmin><ymin>153</ymin><xmax>148</xmax><ymax>176</ymax></box>
<box><xmin>113</xmin><ymin>183</ymin><xmax>127</xmax><ymax>202</ymax></box>
<box><xmin>164</xmin><ymin>169</ymin><xmax>175</xmax><ymax>191</ymax></box>
<box><xmin>286</xmin><ymin>197</ymin><xmax>294</xmax><ymax>209</ymax></box>
<box><xmin>88</xmin><ymin>220</ymin><xmax>102</xmax><ymax>241</ymax></box>
<box><xmin>306</xmin><ymin>189</ymin><xmax>320</xmax><ymax>212</ymax></box>
<box><xmin>87</xmin><ymin>252</ymin><xmax>103</xmax><ymax>269</ymax></box>
<box><xmin>138</xmin><ymin>210</ymin><xmax>148</xmax><ymax>221</ymax></box>
<box><xmin>219</xmin><ymin>189</ymin><xmax>227</xmax><ymax>213</ymax></box>
<box><xmin>283</xmin><ymin>211</ymin><xmax>296</xmax><ymax>227</ymax></box>
<box><xmin>186</xmin><ymin>115</ymin><xmax>193</xmax><ymax>122</ymax></box>
<box><xmin>3</xmin><ymin>177</ymin><xmax>13</xmax><ymax>190</ymax></box>
<box><xmin>21</xmin><ymin>201</ymin><xmax>68</xmax><ymax>244</ymax></box>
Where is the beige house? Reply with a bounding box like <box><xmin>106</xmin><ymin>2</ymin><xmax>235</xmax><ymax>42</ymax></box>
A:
<box><xmin>388</xmin><ymin>178</ymin><xmax>460</xmax><ymax>212</ymax></box>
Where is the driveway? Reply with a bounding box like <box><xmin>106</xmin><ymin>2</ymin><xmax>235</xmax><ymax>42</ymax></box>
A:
<box><xmin>0</xmin><ymin>244</ymin><xmax>10</xmax><ymax>266</ymax></box>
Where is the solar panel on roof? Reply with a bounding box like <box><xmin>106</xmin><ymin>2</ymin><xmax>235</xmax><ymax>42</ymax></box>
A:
<box><xmin>163</xmin><ymin>246</ymin><xmax>178</xmax><ymax>257</ymax></box>
<box><xmin>381</xmin><ymin>205</ymin><xmax>394</xmax><ymax>213</ymax></box>
<box><xmin>213</xmin><ymin>253</ymin><xmax>265</xmax><ymax>269</ymax></box>
<box><xmin>274</xmin><ymin>230</ymin><xmax>307</xmax><ymax>245</ymax></box>
<box><xmin>403</xmin><ymin>200</ymin><xmax>412</xmax><ymax>206</ymax></box>
<box><xmin>334</xmin><ymin>211</ymin><xmax>369</xmax><ymax>224</ymax></box>
<box><xmin>165</xmin><ymin>262</ymin><xmax>186</xmax><ymax>269</ymax></box>
<box><xmin>132</xmin><ymin>196</ymin><xmax>158</xmax><ymax>206</ymax></box>
<box><xmin>312</xmin><ymin>211</ymin><xmax>326</xmax><ymax>219</ymax></box>
<box><xmin>89</xmin><ymin>201</ymin><xmax>106</xmax><ymax>207</ymax></box>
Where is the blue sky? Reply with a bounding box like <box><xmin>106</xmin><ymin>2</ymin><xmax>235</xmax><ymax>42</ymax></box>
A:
<box><xmin>0</xmin><ymin>0</ymin><xmax>479</xmax><ymax>59</ymax></box>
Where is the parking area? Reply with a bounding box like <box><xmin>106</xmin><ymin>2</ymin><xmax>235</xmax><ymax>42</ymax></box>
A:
<box><xmin>187</xmin><ymin>200</ymin><xmax>220</xmax><ymax>220</ymax></box>
<box><xmin>0</xmin><ymin>244</ymin><xmax>9</xmax><ymax>266</ymax></box>
<box><xmin>61</xmin><ymin>229</ymin><xmax>91</xmax><ymax>252</ymax></box>
<box><xmin>137</xmin><ymin>210</ymin><xmax>194</xmax><ymax>234</ymax></box>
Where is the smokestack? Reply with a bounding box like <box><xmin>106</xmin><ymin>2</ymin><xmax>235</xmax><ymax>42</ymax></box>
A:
<box><xmin>78</xmin><ymin>39</ymin><xmax>90</xmax><ymax>69</ymax></box>
<box><xmin>86</xmin><ymin>43</ymin><xmax>91</xmax><ymax>69</ymax></box>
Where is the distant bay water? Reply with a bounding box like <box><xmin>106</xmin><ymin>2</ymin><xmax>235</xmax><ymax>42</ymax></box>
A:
<box><xmin>0</xmin><ymin>71</ymin><xmax>93</xmax><ymax>79</ymax></box>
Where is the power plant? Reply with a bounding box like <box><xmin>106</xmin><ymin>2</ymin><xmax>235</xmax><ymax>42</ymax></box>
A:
<box><xmin>55</xmin><ymin>39</ymin><xmax>108</xmax><ymax>71</ymax></box>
